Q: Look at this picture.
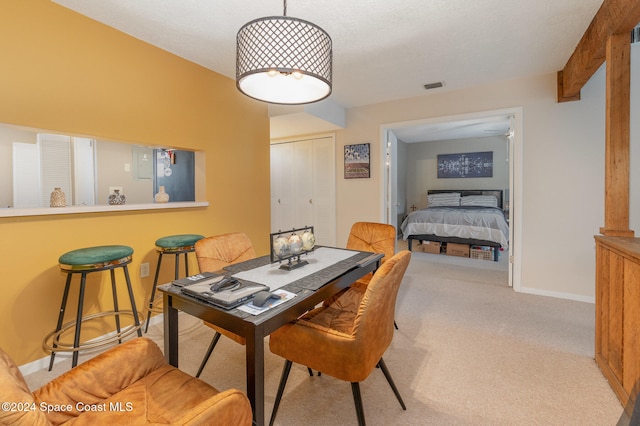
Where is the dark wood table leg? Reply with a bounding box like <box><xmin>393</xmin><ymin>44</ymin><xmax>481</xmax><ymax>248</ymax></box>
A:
<box><xmin>245</xmin><ymin>328</ymin><xmax>265</xmax><ymax>426</ymax></box>
<box><xmin>163</xmin><ymin>293</ymin><xmax>179</xmax><ymax>367</ymax></box>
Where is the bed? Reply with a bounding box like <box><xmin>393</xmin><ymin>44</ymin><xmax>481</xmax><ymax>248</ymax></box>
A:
<box><xmin>400</xmin><ymin>189</ymin><xmax>509</xmax><ymax>261</ymax></box>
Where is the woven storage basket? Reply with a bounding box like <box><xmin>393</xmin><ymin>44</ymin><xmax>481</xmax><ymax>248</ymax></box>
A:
<box><xmin>470</xmin><ymin>246</ymin><xmax>494</xmax><ymax>261</ymax></box>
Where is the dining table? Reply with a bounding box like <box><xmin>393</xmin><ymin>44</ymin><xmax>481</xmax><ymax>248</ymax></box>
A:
<box><xmin>158</xmin><ymin>246</ymin><xmax>383</xmax><ymax>426</ymax></box>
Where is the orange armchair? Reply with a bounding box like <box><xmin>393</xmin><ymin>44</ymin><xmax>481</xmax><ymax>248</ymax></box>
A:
<box><xmin>269</xmin><ymin>250</ymin><xmax>411</xmax><ymax>426</ymax></box>
<box><xmin>0</xmin><ymin>337</ymin><xmax>252</xmax><ymax>425</ymax></box>
<box><xmin>193</xmin><ymin>232</ymin><xmax>256</xmax><ymax>378</ymax></box>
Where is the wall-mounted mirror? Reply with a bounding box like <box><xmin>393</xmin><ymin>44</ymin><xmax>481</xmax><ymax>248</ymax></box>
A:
<box><xmin>0</xmin><ymin>123</ymin><xmax>198</xmax><ymax>209</ymax></box>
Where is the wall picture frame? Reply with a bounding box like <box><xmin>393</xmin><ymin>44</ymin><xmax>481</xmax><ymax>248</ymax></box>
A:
<box><xmin>344</xmin><ymin>143</ymin><xmax>370</xmax><ymax>179</ymax></box>
<box><xmin>437</xmin><ymin>151</ymin><xmax>493</xmax><ymax>178</ymax></box>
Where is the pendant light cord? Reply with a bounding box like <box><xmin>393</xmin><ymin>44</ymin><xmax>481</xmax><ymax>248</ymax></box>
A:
<box><xmin>283</xmin><ymin>0</ymin><xmax>287</xmax><ymax>16</ymax></box>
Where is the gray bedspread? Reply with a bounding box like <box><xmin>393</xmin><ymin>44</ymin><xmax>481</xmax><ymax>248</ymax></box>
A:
<box><xmin>400</xmin><ymin>206</ymin><xmax>509</xmax><ymax>249</ymax></box>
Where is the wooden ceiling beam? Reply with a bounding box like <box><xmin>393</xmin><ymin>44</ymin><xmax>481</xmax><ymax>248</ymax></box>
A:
<box><xmin>557</xmin><ymin>0</ymin><xmax>640</xmax><ymax>102</ymax></box>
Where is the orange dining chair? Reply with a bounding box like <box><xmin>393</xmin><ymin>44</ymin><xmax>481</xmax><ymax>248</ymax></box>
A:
<box><xmin>268</xmin><ymin>250</ymin><xmax>411</xmax><ymax>426</ymax></box>
<box><xmin>325</xmin><ymin>222</ymin><xmax>398</xmax><ymax>328</ymax></box>
<box><xmin>345</xmin><ymin>221</ymin><xmax>397</xmax><ymax>289</ymax></box>
<box><xmin>193</xmin><ymin>232</ymin><xmax>256</xmax><ymax>378</ymax></box>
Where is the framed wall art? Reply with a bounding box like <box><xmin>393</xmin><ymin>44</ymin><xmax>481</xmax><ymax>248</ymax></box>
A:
<box><xmin>437</xmin><ymin>151</ymin><xmax>493</xmax><ymax>178</ymax></box>
<box><xmin>344</xmin><ymin>143</ymin><xmax>370</xmax><ymax>179</ymax></box>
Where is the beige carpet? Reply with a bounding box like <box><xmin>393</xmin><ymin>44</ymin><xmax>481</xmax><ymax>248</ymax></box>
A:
<box><xmin>25</xmin><ymin>247</ymin><xmax>624</xmax><ymax>425</ymax></box>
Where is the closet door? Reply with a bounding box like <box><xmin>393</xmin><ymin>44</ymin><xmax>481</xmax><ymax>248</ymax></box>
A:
<box><xmin>292</xmin><ymin>141</ymin><xmax>313</xmax><ymax>230</ymax></box>
<box><xmin>270</xmin><ymin>142</ymin><xmax>295</xmax><ymax>233</ymax></box>
<box><xmin>270</xmin><ymin>135</ymin><xmax>336</xmax><ymax>246</ymax></box>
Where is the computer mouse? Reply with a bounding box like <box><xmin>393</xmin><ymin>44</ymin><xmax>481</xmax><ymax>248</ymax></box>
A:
<box><xmin>252</xmin><ymin>290</ymin><xmax>279</xmax><ymax>307</ymax></box>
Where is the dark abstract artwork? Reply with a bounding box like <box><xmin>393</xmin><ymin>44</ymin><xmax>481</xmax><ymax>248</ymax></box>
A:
<box><xmin>437</xmin><ymin>151</ymin><xmax>493</xmax><ymax>178</ymax></box>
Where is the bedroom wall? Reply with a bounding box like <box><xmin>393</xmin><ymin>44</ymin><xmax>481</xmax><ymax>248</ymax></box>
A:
<box><xmin>403</xmin><ymin>136</ymin><xmax>509</xmax><ymax>211</ymax></box>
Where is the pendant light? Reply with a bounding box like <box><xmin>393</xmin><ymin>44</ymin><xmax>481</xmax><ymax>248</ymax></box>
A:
<box><xmin>236</xmin><ymin>0</ymin><xmax>332</xmax><ymax>105</ymax></box>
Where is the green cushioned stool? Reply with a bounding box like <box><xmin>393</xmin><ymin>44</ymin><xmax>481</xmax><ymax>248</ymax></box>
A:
<box><xmin>44</xmin><ymin>245</ymin><xmax>143</xmax><ymax>370</ymax></box>
<box><xmin>145</xmin><ymin>234</ymin><xmax>204</xmax><ymax>332</ymax></box>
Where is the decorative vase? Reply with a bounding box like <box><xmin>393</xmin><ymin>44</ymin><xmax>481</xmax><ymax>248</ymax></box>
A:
<box><xmin>108</xmin><ymin>189</ymin><xmax>126</xmax><ymax>205</ymax></box>
<box><xmin>154</xmin><ymin>186</ymin><xmax>170</xmax><ymax>203</ymax></box>
<box><xmin>50</xmin><ymin>187</ymin><xmax>66</xmax><ymax>207</ymax></box>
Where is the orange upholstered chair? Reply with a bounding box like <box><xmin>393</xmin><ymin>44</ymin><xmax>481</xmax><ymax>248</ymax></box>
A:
<box><xmin>193</xmin><ymin>232</ymin><xmax>256</xmax><ymax>378</ymax></box>
<box><xmin>324</xmin><ymin>222</ymin><xmax>397</xmax><ymax>308</ymax></box>
<box><xmin>0</xmin><ymin>337</ymin><xmax>252</xmax><ymax>425</ymax></box>
<box><xmin>345</xmin><ymin>222</ymin><xmax>396</xmax><ymax>289</ymax></box>
<box><xmin>269</xmin><ymin>250</ymin><xmax>411</xmax><ymax>426</ymax></box>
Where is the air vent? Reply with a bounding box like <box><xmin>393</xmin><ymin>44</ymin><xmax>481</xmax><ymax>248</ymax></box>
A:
<box><xmin>424</xmin><ymin>82</ymin><xmax>444</xmax><ymax>90</ymax></box>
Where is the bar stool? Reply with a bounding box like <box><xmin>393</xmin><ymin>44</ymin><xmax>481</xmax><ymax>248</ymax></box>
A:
<box><xmin>44</xmin><ymin>245</ymin><xmax>143</xmax><ymax>370</ymax></box>
<box><xmin>145</xmin><ymin>234</ymin><xmax>204</xmax><ymax>332</ymax></box>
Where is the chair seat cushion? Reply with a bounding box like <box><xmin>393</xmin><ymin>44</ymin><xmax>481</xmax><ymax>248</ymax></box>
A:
<box><xmin>155</xmin><ymin>234</ymin><xmax>205</xmax><ymax>250</ymax></box>
<box><xmin>59</xmin><ymin>245</ymin><xmax>134</xmax><ymax>269</ymax></box>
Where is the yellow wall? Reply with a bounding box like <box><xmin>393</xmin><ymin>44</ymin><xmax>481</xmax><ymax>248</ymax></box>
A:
<box><xmin>0</xmin><ymin>1</ymin><xmax>271</xmax><ymax>365</ymax></box>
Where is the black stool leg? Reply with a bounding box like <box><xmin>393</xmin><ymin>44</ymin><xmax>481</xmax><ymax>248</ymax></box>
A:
<box><xmin>269</xmin><ymin>360</ymin><xmax>292</xmax><ymax>426</ymax></box>
<box><xmin>48</xmin><ymin>273</ymin><xmax>72</xmax><ymax>371</ymax></box>
<box><xmin>123</xmin><ymin>265</ymin><xmax>142</xmax><ymax>337</ymax></box>
<box><xmin>110</xmin><ymin>269</ymin><xmax>122</xmax><ymax>343</ymax></box>
<box><xmin>174</xmin><ymin>253</ymin><xmax>180</xmax><ymax>280</ymax></box>
<box><xmin>71</xmin><ymin>273</ymin><xmax>87</xmax><ymax>368</ymax></box>
<box><xmin>183</xmin><ymin>252</ymin><xmax>189</xmax><ymax>277</ymax></box>
<box><xmin>145</xmin><ymin>252</ymin><xmax>164</xmax><ymax>333</ymax></box>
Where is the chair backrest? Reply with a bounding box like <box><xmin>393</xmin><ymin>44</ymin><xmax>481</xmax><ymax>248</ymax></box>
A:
<box><xmin>346</xmin><ymin>222</ymin><xmax>396</xmax><ymax>263</ymax></box>
<box><xmin>195</xmin><ymin>232</ymin><xmax>256</xmax><ymax>272</ymax></box>
<box><xmin>352</xmin><ymin>250</ymin><xmax>411</xmax><ymax>370</ymax></box>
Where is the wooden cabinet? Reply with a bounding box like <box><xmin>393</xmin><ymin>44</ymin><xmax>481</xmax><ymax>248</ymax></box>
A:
<box><xmin>270</xmin><ymin>137</ymin><xmax>336</xmax><ymax>246</ymax></box>
<box><xmin>595</xmin><ymin>236</ymin><xmax>640</xmax><ymax>409</ymax></box>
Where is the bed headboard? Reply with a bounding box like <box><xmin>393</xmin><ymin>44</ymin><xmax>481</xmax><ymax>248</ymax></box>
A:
<box><xmin>427</xmin><ymin>189</ymin><xmax>504</xmax><ymax>209</ymax></box>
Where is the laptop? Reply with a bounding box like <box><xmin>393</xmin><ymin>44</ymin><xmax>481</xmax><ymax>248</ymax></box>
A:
<box><xmin>180</xmin><ymin>276</ymin><xmax>268</xmax><ymax>309</ymax></box>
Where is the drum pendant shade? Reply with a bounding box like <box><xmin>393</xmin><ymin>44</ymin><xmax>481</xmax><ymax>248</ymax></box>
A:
<box><xmin>236</xmin><ymin>11</ymin><xmax>332</xmax><ymax>105</ymax></box>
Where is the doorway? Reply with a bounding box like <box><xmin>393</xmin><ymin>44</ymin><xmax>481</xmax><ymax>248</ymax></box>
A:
<box><xmin>380</xmin><ymin>107</ymin><xmax>523</xmax><ymax>290</ymax></box>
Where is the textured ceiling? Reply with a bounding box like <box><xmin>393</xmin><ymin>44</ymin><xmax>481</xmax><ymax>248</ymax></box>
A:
<box><xmin>52</xmin><ymin>0</ymin><xmax>603</xmax><ymax>140</ymax></box>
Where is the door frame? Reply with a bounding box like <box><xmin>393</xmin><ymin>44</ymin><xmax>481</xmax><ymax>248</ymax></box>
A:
<box><xmin>380</xmin><ymin>107</ymin><xmax>523</xmax><ymax>291</ymax></box>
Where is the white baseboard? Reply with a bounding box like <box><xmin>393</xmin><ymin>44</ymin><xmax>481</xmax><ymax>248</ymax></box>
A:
<box><xmin>518</xmin><ymin>286</ymin><xmax>595</xmax><ymax>304</ymax></box>
<box><xmin>19</xmin><ymin>314</ymin><xmax>165</xmax><ymax>376</ymax></box>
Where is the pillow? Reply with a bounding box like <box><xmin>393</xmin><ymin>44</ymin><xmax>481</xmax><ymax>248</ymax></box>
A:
<box><xmin>460</xmin><ymin>195</ymin><xmax>498</xmax><ymax>207</ymax></box>
<box><xmin>427</xmin><ymin>192</ymin><xmax>461</xmax><ymax>207</ymax></box>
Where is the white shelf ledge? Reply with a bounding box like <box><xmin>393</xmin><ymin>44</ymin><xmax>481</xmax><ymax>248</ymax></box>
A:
<box><xmin>0</xmin><ymin>202</ymin><xmax>209</xmax><ymax>217</ymax></box>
